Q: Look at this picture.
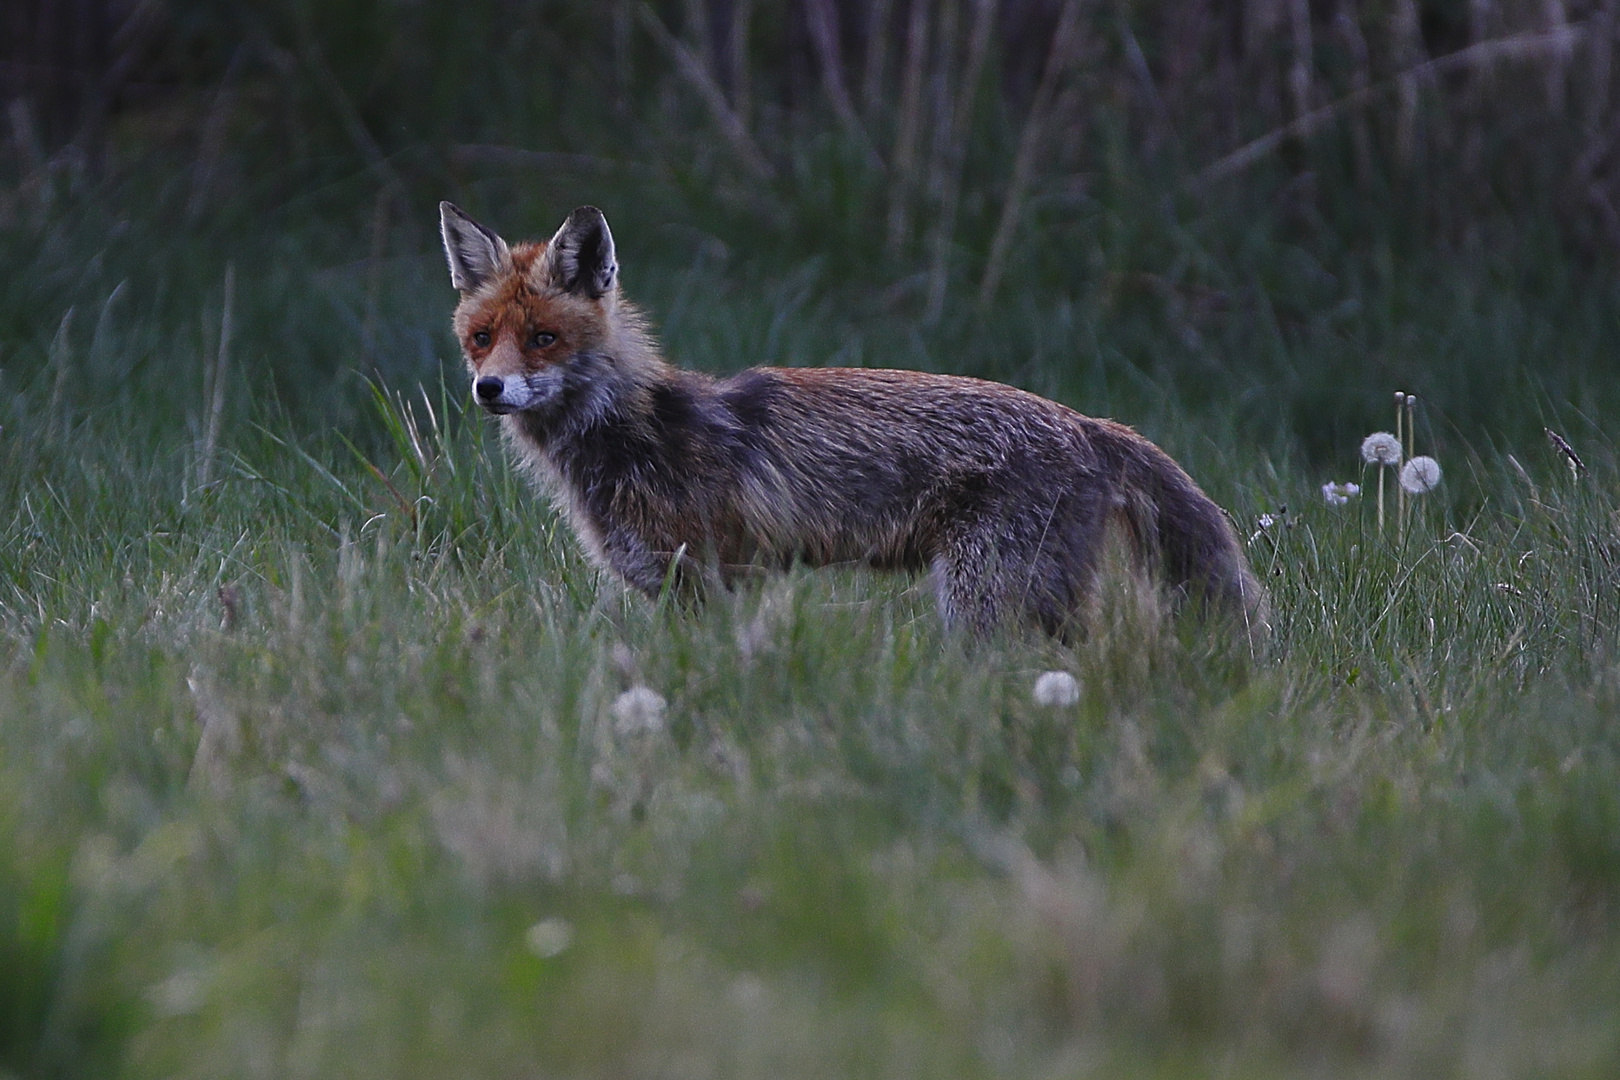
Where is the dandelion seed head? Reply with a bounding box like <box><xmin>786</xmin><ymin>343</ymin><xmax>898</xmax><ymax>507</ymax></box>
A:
<box><xmin>1399</xmin><ymin>456</ymin><xmax>1442</xmax><ymax>494</ymax></box>
<box><xmin>524</xmin><ymin>917</ymin><xmax>574</xmax><ymax>958</ymax></box>
<box><xmin>1361</xmin><ymin>432</ymin><xmax>1402</xmax><ymax>466</ymax></box>
<box><xmin>611</xmin><ymin>686</ymin><xmax>667</xmax><ymax>735</ymax></box>
<box><xmin>1032</xmin><ymin>671</ymin><xmax>1081</xmax><ymax>708</ymax></box>
<box><xmin>1322</xmin><ymin>482</ymin><xmax>1360</xmax><ymax>506</ymax></box>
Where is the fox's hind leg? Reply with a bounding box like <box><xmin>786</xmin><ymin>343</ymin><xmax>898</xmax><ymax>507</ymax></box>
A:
<box><xmin>929</xmin><ymin>483</ymin><xmax>1114</xmax><ymax>637</ymax></box>
<box><xmin>928</xmin><ymin>509</ymin><xmax>1036</xmax><ymax>636</ymax></box>
<box><xmin>930</xmin><ymin>551</ymin><xmax>1010</xmax><ymax>637</ymax></box>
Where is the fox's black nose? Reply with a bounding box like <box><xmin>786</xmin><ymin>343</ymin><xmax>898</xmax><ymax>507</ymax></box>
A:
<box><xmin>474</xmin><ymin>376</ymin><xmax>504</xmax><ymax>402</ymax></box>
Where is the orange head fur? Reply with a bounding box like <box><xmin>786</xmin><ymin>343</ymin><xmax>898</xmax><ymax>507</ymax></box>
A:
<box><xmin>440</xmin><ymin>203</ymin><xmax>660</xmax><ymax>415</ymax></box>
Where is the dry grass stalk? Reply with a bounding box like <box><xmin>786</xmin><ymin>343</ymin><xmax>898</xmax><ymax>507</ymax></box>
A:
<box><xmin>1391</xmin><ymin>0</ymin><xmax>1426</xmax><ymax>166</ymax></box>
<box><xmin>1289</xmin><ymin>0</ymin><xmax>1314</xmax><ymax>122</ymax></box>
<box><xmin>47</xmin><ymin>306</ymin><xmax>74</xmax><ymax>440</ymax></box>
<box><xmin>197</xmin><ymin>263</ymin><xmax>236</xmax><ymax>494</ymax></box>
<box><xmin>806</xmin><ymin>0</ymin><xmax>881</xmax><ymax>169</ymax></box>
<box><xmin>1583</xmin><ymin>0</ymin><xmax>1616</xmax><ymax>131</ymax></box>
<box><xmin>924</xmin><ymin>0</ymin><xmax>962</xmax><ymax>207</ymax></box>
<box><xmin>1467</xmin><ymin>0</ymin><xmax>1494</xmax><ymax>100</ymax></box>
<box><xmin>682</xmin><ymin>0</ymin><xmax>715</xmax><ymax>72</ymax></box>
<box><xmin>1193</xmin><ymin>21</ymin><xmax>1592</xmax><ymax>187</ymax></box>
<box><xmin>1545</xmin><ymin>428</ymin><xmax>1585</xmax><ymax>481</ymax></box>
<box><xmin>8</xmin><ymin>98</ymin><xmax>52</xmax><ymax>220</ymax></box>
<box><xmin>886</xmin><ymin>0</ymin><xmax>933</xmax><ymax>256</ymax></box>
<box><xmin>1120</xmin><ymin>19</ymin><xmax>1172</xmax><ymax>149</ymax></box>
<box><xmin>635</xmin><ymin>1</ymin><xmax>775</xmax><ymax>180</ymax></box>
<box><xmin>1335</xmin><ymin>2</ymin><xmax>1375</xmax><ymax>188</ymax></box>
<box><xmin>1543</xmin><ymin>0</ymin><xmax>1573</xmax><ymax>112</ymax></box>
<box><xmin>1244</xmin><ymin>0</ymin><xmax>1286</xmax><ymax>58</ymax></box>
<box><xmin>977</xmin><ymin>0</ymin><xmax>1085</xmax><ymax>311</ymax></box>
<box><xmin>923</xmin><ymin>0</ymin><xmax>996</xmax><ymax>324</ymax></box>
<box><xmin>861</xmin><ymin>0</ymin><xmax>898</xmax><ymax>119</ymax></box>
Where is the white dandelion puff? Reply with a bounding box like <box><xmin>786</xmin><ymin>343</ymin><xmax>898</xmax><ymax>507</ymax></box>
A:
<box><xmin>1362</xmin><ymin>430</ymin><xmax>1402</xmax><ymax>534</ymax></box>
<box><xmin>1032</xmin><ymin>671</ymin><xmax>1081</xmax><ymax>707</ymax></box>
<box><xmin>524</xmin><ymin>917</ymin><xmax>574</xmax><ymax>958</ymax></box>
<box><xmin>1400</xmin><ymin>456</ymin><xmax>1442</xmax><ymax>494</ymax></box>
<box><xmin>610</xmin><ymin>686</ymin><xmax>667</xmax><ymax>735</ymax></box>
<box><xmin>1322</xmin><ymin>481</ymin><xmax>1360</xmax><ymax>506</ymax></box>
<box><xmin>1360</xmin><ymin>432</ymin><xmax>1402</xmax><ymax>466</ymax></box>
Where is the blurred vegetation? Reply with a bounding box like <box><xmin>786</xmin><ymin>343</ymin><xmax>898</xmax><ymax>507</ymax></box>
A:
<box><xmin>1</xmin><ymin>0</ymin><xmax>1617</xmax><ymax>458</ymax></box>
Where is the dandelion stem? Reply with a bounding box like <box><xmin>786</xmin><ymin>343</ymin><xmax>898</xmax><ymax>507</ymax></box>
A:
<box><xmin>1377</xmin><ymin>465</ymin><xmax>1385</xmax><ymax>534</ymax></box>
<box><xmin>1395</xmin><ymin>392</ymin><xmax>1406</xmax><ymax>541</ymax></box>
<box><xmin>1403</xmin><ymin>395</ymin><xmax>1417</xmax><ymax>540</ymax></box>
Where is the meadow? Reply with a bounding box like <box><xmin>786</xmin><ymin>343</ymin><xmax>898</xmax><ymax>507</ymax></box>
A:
<box><xmin>4</xmin><ymin>2</ymin><xmax>1620</xmax><ymax>1076</ymax></box>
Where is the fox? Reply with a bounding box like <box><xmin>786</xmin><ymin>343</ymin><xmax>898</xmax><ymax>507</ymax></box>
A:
<box><xmin>439</xmin><ymin>201</ymin><xmax>1268</xmax><ymax>641</ymax></box>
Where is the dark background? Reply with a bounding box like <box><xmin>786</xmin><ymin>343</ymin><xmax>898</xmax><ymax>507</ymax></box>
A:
<box><xmin>2</xmin><ymin>0</ymin><xmax>1617</xmax><ymax>464</ymax></box>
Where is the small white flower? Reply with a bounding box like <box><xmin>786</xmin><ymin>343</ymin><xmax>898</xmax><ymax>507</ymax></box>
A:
<box><xmin>1360</xmin><ymin>432</ymin><xmax>1402</xmax><ymax>466</ymax></box>
<box><xmin>524</xmin><ymin>917</ymin><xmax>574</xmax><ymax>958</ymax></box>
<box><xmin>1399</xmin><ymin>456</ymin><xmax>1442</xmax><ymax>494</ymax></box>
<box><xmin>610</xmin><ymin>686</ymin><xmax>667</xmax><ymax>734</ymax></box>
<box><xmin>1321</xmin><ymin>481</ymin><xmax>1360</xmax><ymax>506</ymax></box>
<box><xmin>1032</xmin><ymin>670</ymin><xmax>1081</xmax><ymax>707</ymax></box>
<box><xmin>1257</xmin><ymin>513</ymin><xmax>1276</xmax><ymax>530</ymax></box>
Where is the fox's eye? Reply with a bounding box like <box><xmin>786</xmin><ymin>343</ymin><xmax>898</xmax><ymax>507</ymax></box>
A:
<box><xmin>472</xmin><ymin>330</ymin><xmax>491</xmax><ymax>348</ymax></box>
<box><xmin>531</xmin><ymin>331</ymin><xmax>556</xmax><ymax>349</ymax></box>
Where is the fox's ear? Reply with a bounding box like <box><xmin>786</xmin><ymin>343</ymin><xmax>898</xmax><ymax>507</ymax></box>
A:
<box><xmin>440</xmin><ymin>201</ymin><xmax>510</xmax><ymax>293</ymax></box>
<box><xmin>544</xmin><ymin>206</ymin><xmax>617</xmax><ymax>299</ymax></box>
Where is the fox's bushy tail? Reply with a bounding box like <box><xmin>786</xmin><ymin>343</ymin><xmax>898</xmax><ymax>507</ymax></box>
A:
<box><xmin>1126</xmin><ymin>449</ymin><xmax>1271</xmax><ymax>646</ymax></box>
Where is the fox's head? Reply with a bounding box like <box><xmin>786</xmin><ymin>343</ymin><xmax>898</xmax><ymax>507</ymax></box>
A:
<box><xmin>439</xmin><ymin>202</ymin><xmax>627</xmax><ymax>416</ymax></box>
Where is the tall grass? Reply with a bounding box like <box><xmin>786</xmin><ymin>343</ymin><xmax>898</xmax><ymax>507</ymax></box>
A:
<box><xmin>2</xmin><ymin>350</ymin><xmax>1619</xmax><ymax>1076</ymax></box>
<box><xmin>1</xmin><ymin>2</ymin><xmax>1619</xmax><ymax>1076</ymax></box>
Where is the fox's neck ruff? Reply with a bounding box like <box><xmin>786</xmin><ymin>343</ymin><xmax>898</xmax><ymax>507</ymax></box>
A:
<box><xmin>508</xmin><ymin>305</ymin><xmax>680</xmax><ymax>453</ymax></box>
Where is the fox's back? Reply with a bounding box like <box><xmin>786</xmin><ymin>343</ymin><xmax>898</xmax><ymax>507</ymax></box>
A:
<box><xmin>707</xmin><ymin>366</ymin><xmax>1167</xmax><ymax>569</ymax></box>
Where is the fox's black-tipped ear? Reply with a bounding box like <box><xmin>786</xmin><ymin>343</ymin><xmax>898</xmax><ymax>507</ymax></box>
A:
<box><xmin>545</xmin><ymin>206</ymin><xmax>617</xmax><ymax>299</ymax></box>
<box><xmin>440</xmin><ymin>201</ymin><xmax>510</xmax><ymax>293</ymax></box>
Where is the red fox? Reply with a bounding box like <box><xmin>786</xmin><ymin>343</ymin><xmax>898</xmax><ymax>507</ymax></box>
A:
<box><xmin>440</xmin><ymin>202</ymin><xmax>1267</xmax><ymax>640</ymax></box>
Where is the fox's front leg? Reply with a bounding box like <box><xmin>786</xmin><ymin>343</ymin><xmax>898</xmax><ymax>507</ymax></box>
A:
<box><xmin>599</xmin><ymin>526</ymin><xmax>704</xmax><ymax>603</ymax></box>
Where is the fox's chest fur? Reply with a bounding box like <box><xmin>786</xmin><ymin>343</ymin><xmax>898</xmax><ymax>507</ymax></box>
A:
<box><xmin>441</xmin><ymin>201</ymin><xmax>1267</xmax><ymax>638</ymax></box>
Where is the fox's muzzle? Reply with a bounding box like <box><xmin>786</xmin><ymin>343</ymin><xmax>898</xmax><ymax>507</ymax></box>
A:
<box><xmin>470</xmin><ymin>367</ymin><xmax>565</xmax><ymax>414</ymax></box>
<box><xmin>472</xmin><ymin>375</ymin><xmax>516</xmax><ymax>414</ymax></box>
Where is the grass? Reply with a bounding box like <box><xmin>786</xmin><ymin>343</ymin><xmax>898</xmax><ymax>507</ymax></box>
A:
<box><xmin>2</xmin><ymin>244</ymin><xmax>1619</xmax><ymax>1076</ymax></box>
<box><xmin>4</xmin><ymin>20</ymin><xmax>1620</xmax><ymax>1069</ymax></box>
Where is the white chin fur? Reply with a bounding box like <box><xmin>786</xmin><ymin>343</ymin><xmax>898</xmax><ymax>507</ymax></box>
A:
<box><xmin>481</xmin><ymin>369</ymin><xmax>563</xmax><ymax>413</ymax></box>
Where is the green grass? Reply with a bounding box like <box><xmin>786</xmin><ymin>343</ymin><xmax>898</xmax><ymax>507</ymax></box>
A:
<box><xmin>2</xmin><ymin>264</ymin><xmax>1619</xmax><ymax>1076</ymax></box>
<box><xmin>4</xmin><ymin>20</ymin><xmax>1620</xmax><ymax>1068</ymax></box>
